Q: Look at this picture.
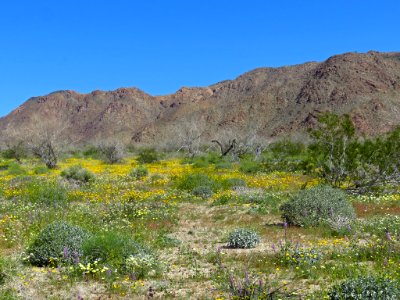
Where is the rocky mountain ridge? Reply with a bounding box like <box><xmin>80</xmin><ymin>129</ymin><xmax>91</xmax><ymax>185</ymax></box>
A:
<box><xmin>1</xmin><ymin>51</ymin><xmax>400</xmax><ymax>148</ymax></box>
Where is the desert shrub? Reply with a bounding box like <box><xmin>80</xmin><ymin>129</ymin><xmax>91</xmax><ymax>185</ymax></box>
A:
<box><xmin>222</xmin><ymin>178</ymin><xmax>247</xmax><ymax>189</ymax></box>
<box><xmin>191</xmin><ymin>156</ymin><xmax>210</xmax><ymax>168</ymax></box>
<box><xmin>192</xmin><ymin>185</ymin><xmax>213</xmax><ymax>199</ymax></box>
<box><xmin>7</xmin><ymin>162</ymin><xmax>27</xmax><ymax>176</ymax></box>
<box><xmin>154</xmin><ymin>234</ymin><xmax>181</xmax><ymax>249</ymax></box>
<box><xmin>0</xmin><ymin>257</ymin><xmax>7</xmax><ymax>285</ymax></box>
<box><xmin>176</xmin><ymin>173</ymin><xmax>221</xmax><ymax>192</ymax></box>
<box><xmin>61</xmin><ymin>165</ymin><xmax>95</xmax><ymax>183</ymax></box>
<box><xmin>137</xmin><ymin>148</ymin><xmax>159</xmax><ymax>164</ymax></box>
<box><xmin>211</xmin><ymin>193</ymin><xmax>235</xmax><ymax>206</ymax></box>
<box><xmin>1</xmin><ymin>141</ymin><xmax>26</xmax><ymax>162</ymax></box>
<box><xmin>82</xmin><ymin>232</ymin><xmax>158</xmax><ymax>277</ymax></box>
<box><xmin>227</xmin><ymin>228</ymin><xmax>260</xmax><ymax>249</ymax></box>
<box><xmin>226</xmin><ymin>271</ymin><xmax>288</xmax><ymax>300</ymax></box>
<box><xmin>98</xmin><ymin>144</ymin><xmax>124</xmax><ymax>164</ymax></box>
<box><xmin>328</xmin><ymin>276</ymin><xmax>400</xmax><ymax>299</ymax></box>
<box><xmin>82</xmin><ymin>146</ymin><xmax>101</xmax><ymax>159</ymax></box>
<box><xmin>22</xmin><ymin>179</ymin><xmax>68</xmax><ymax>207</ymax></box>
<box><xmin>27</xmin><ymin>222</ymin><xmax>90</xmax><ymax>266</ymax></box>
<box><xmin>239</xmin><ymin>159</ymin><xmax>261</xmax><ymax>174</ymax></box>
<box><xmin>280</xmin><ymin>185</ymin><xmax>356</xmax><ymax>227</ymax></box>
<box><xmin>214</xmin><ymin>160</ymin><xmax>232</xmax><ymax>169</ymax></box>
<box><xmin>129</xmin><ymin>165</ymin><xmax>148</xmax><ymax>180</ymax></box>
<box><xmin>33</xmin><ymin>165</ymin><xmax>50</xmax><ymax>174</ymax></box>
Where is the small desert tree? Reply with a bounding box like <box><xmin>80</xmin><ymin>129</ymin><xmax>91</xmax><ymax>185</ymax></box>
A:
<box><xmin>309</xmin><ymin>113</ymin><xmax>357</xmax><ymax>187</ymax></box>
<box><xmin>26</xmin><ymin>116</ymin><xmax>74</xmax><ymax>169</ymax></box>
<box><xmin>2</xmin><ymin>140</ymin><xmax>26</xmax><ymax>163</ymax></box>
<box><xmin>177</xmin><ymin>123</ymin><xmax>203</xmax><ymax>158</ymax></box>
<box><xmin>310</xmin><ymin>112</ymin><xmax>400</xmax><ymax>192</ymax></box>
<box><xmin>98</xmin><ymin>142</ymin><xmax>124</xmax><ymax>164</ymax></box>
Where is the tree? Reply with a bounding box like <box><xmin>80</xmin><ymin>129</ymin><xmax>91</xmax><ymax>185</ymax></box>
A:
<box><xmin>310</xmin><ymin>112</ymin><xmax>400</xmax><ymax>192</ymax></box>
<box><xmin>309</xmin><ymin>113</ymin><xmax>356</xmax><ymax>187</ymax></box>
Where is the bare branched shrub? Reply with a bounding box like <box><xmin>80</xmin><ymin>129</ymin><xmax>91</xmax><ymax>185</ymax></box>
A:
<box><xmin>177</xmin><ymin>123</ymin><xmax>203</xmax><ymax>158</ymax></box>
<box><xmin>31</xmin><ymin>139</ymin><xmax>58</xmax><ymax>169</ymax></box>
<box><xmin>98</xmin><ymin>143</ymin><xmax>124</xmax><ymax>164</ymax></box>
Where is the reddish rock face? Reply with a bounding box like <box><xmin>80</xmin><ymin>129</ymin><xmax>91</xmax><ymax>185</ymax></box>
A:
<box><xmin>1</xmin><ymin>51</ymin><xmax>400</xmax><ymax>147</ymax></box>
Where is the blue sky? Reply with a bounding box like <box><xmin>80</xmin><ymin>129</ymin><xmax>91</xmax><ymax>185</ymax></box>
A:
<box><xmin>1</xmin><ymin>0</ymin><xmax>399</xmax><ymax>116</ymax></box>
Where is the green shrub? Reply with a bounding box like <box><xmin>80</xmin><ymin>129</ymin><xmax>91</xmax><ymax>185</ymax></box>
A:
<box><xmin>328</xmin><ymin>276</ymin><xmax>400</xmax><ymax>299</ymax></box>
<box><xmin>222</xmin><ymin>178</ymin><xmax>247</xmax><ymax>189</ymax></box>
<box><xmin>33</xmin><ymin>165</ymin><xmax>50</xmax><ymax>175</ymax></box>
<box><xmin>129</xmin><ymin>165</ymin><xmax>149</xmax><ymax>180</ymax></box>
<box><xmin>192</xmin><ymin>185</ymin><xmax>213</xmax><ymax>199</ymax></box>
<box><xmin>191</xmin><ymin>156</ymin><xmax>210</xmax><ymax>168</ymax></box>
<box><xmin>27</xmin><ymin>222</ymin><xmax>90</xmax><ymax>266</ymax></box>
<box><xmin>1</xmin><ymin>142</ymin><xmax>26</xmax><ymax>162</ymax></box>
<box><xmin>98</xmin><ymin>144</ymin><xmax>124</xmax><ymax>164</ymax></box>
<box><xmin>0</xmin><ymin>257</ymin><xmax>6</xmax><ymax>285</ymax></box>
<box><xmin>82</xmin><ymin>146</ymin><xmax>101</xmax><ymax>159</ymax></box>
<box><xmin>82</xmin><ymin>232</ymin><xmax>158</xmax><ymax>277</ymax></box>
<box><xmin>176</xmin><ymin>173</ymin><xmax>221</xmax><ymax>192</ymax></box>
<box><xmin>227</xmin><ymin>228</ymin><xmax>260</xmax><ymax>249</ymax></box>
<box><xmin>61</xmin><ymin>165</ymin><xmax>95</xmax><ymax>183</ymax></box>
<box><xmin>22</xmin><ymin>179</ymin><xmax>68</xmax><ymax>207</ymax></box>
<box><xmin>7</xmin><ymin>162</ymin><xmax>26</xmax><ymax>176</ymax></box>
<box><xmin>239</xmin><ymin>159</ymin><xmax>261</xmax><ymax>174</ymax></box>
<box><xmin>137</xmin><ymin>148</ymin><xmax>159</xmax><ymax>164</ymax></box>
<box><xmin>280</xmin><ymin>185</ymin><xmax>356</xmax><ymax>227</ymax></box>
<box><xmin>214</xmin><ymin>160</ymin><xmax>232</xmax><ymax>169</ymax></box>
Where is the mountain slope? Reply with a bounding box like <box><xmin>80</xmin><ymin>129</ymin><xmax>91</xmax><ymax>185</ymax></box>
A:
<box><xmin>1</xmin><ymin>51</ymin><xmax>400</xmax><ymax>148</ymax></box>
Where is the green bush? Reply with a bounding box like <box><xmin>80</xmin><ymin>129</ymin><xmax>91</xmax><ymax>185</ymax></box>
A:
<box><xmin>0</xmin><ymin>257</ymin><xmax>6</xmax><ymax>285</ymax></box>
<box><xmin>222</xmin><ymin>178</ymin><xmax>247</xmax><ymax>189</ymax></box>
<box><xmin>1</xmin><ymin>142</ymin><xmax>26</xmax><ymax>162</ymax></box>
<box><xmin>214</xmin><ymin>160</ymin><xmax>232</xmax><ymax>169</ymax></box>
<box><xmin>82</xmin><ymin>146</ymin><xmax>101</xmax><ymax>159</ymax></box>
<box><xmin>227</xmin><ymin>228</ymin><xmax>260</xmax><ymax>249</ymax></box>
<box><xmin>61</xmin><ymin>165</ymin><xmax>95</xmax><ymax>183</ymax></box>
<box><xmin>129</xmin><ymin>165</ymin><xmax>149</xmax><ymax>180</ymax></box>
<box><xmin>137</xmin><ymin>148</ymin><xmax>159</xmax><ymax>164</ymax></box>
<box><xmin>239</xmin><ymin>159</ymin><xmax>261</xmax><ymax>174</ymax></box>
<box><xmin>82</xmin><ymin>232</ymin><xmax>158</xmax><ymax>278</ymax></box>
<box><xmin>27</xmin><ymin>222</ymin><xmax>90</xmax><ymax>266</ymax></box>
<box><xmin>192</xmin><ymin>185</ymin><xmax>213</xmax><ymax>199</ymax></box>
<box><xmin>191</xmin><ymin>156</ymin><xmax>210</xmax><ymax>168</ymax></box>
<box><xmin>33</xmin><ymin>165</ymin><xmax>50</xmax><ymax>175</ymax></box>
<box><xmin>7</xmin><ymin>162</ymin><xmax>27</xmax><ymax>176</ymax></box>
<box><xmin>328</xmin><ymin>276</ymin><xmax>400</xmax><ymax>299</ymax></box>
<box><xmin>176</xmin><ymin>173</ymin><xmax>221</xmax><ymax>192</ymax></box>
<box><xmin>22</xmin><ymin>179</ymin><xmax>68</xmax><ymax>207</ymax></box>
<box><xmin>280</xmin><ymin>185</ymin><xmax>355</xmax><ymax>227</ymax></box>
<box><xmin>98</xmin><ymin>144</ymin><xmax>124</xmax><ymax>164</ymax></box>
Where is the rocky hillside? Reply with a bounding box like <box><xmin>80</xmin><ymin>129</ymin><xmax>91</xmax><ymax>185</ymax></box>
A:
<box><xmin>1</xmin><ymin>51</ymin><xmax>400</xmax><ymax>148</ymax></box>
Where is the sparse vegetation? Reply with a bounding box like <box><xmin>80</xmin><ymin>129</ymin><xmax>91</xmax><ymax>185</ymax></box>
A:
<box><xmin>0</xmin><ymin>114</ymin><xmax>399</xmax><ymax>298</ymax></box>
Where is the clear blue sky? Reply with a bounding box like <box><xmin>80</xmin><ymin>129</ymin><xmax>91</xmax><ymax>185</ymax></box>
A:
<box><xmin>1</xmin><ymin>0</ymin><xmax>399</xmax><ymax>117</ymax></box>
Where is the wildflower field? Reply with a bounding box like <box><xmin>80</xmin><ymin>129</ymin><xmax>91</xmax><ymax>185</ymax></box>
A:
<box><xmin>0</xmin><ymin>152</ymin><xmax>399</xmax><ymax>299</ymax></box>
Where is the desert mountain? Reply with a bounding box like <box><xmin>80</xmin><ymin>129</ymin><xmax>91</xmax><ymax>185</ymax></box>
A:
<box><xmin>1</xmin><ymin>51</ymin><xmax>400</xmax><ymax>148</ymax></box>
